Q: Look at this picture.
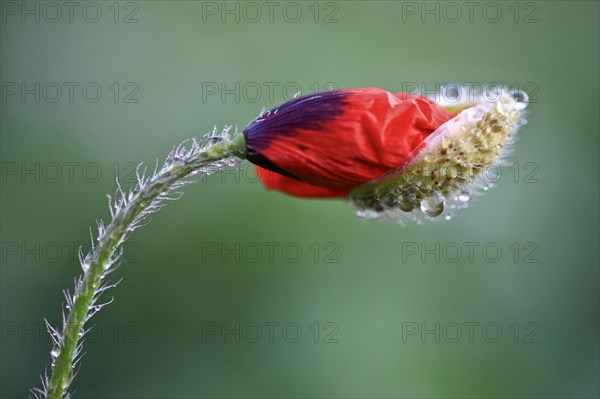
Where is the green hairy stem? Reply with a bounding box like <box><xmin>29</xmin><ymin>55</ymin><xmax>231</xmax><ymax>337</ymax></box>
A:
<box><xmin>37</xmin><ymin>132</ymin><xmax>246</xmax><ymax>399</ymax></box>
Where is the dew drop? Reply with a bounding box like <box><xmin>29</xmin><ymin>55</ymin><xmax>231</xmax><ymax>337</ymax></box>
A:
<box><xmin>356</xmin><ymin>209</ymin><xmax>380</xmax><ymax>219</ymax></box>
<box><xmin>398</xmin><ymin>194</ymin><xmax>416</xmax><ymax>212</ymax></box>
<box><xmin>382</xmin><ymin>193</ymin><xmax>397</xmax><ymax>208</ymax></box>
<box><xmin>420</xmin><ymin>192</ymin><xmax>445</xmax><ymax>217</ymax></box>
<box><xmin>443</xmin><ymin>85</ymin><xmax>461</xmax><ymax>102</ymax></box>
<box><xmin>444</xmin><ymin>214</ymin><xmax>452</xmax><ymax>221</ymax></box>
<box><xmin>51</xmin><ymin>348</ymin><xmax>60</xmax><ymax>358</ymax></box>
<box><xmin>489</xmin><ymin>119</ymin><xmax>504</xmax><ymax>133</ymax></box>
<box><xmin>457</xmin><ymin>191</ymin><xmax>471</xmax><ymax>202</ymax></box>
<box><xmin>205</xmin><ymin>136</ymin><xmax>224</xmax><ymax>145</ymax></box>
<box><xmin>509</xmin><ymin>89</ymin><xmax>529</xmax><ymax>110</ymax></box>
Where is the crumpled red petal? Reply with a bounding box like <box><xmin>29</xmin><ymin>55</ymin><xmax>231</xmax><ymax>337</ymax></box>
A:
<box><xmin>255</xmin><ymin>166</ymin><xmax>349</xmax><ymax>198</ymax></box>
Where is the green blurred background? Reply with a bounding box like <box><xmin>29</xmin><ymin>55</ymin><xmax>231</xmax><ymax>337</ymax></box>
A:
<box><xmin>1</xmin><ymin>1</ymin><xmax>598</xmax><ymax>398</ymax></box>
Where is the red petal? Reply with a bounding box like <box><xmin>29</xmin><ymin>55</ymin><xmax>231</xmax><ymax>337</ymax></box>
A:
<box><xmin>255</xmin><ymin>166</ymin><xmax>349</xmax><ymax>198</ymax></box>
<box><xmin>246</xmin><ymin>88</ymin><xmax>456</xmax><ymax>197</ymax></box>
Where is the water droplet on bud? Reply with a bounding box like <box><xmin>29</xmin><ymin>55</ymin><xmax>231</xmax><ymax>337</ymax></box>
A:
<box><xmin>457</xmin><ymin>191</ymin><xmax>471</xmax><ymax>202</ymax></box>
<box><xmin>356</xmin><ymin>209</ymin><xmax>380</xmax><ymax>219</ymax></box>
<box><xmin>420</xmin><ymin>192</ymin><xmax>445</xmax><ymax>217</ymax></box>
<box><xmin>509</xmin><ymin>89</ymin><xmax>529</xmax><ymax>110</ymax></box>
<box><xmin>381</xmin><ymin>193</ymin><xmax>397</xmax><ymax>208</ymax></box>
<box><xmin>398</xmin><ymin>194</ymin><xmax>416</xmax><ymax>212</ymax></box>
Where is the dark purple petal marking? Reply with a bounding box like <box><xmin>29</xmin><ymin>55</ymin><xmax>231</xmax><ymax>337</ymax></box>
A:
<box><xmin>243</xmin><ymin>90</ymin><xmax>352</xmax><ymax>178</ymax></box>
<box><xmin>249</xmin><ymin>151</ymin><xmax>301</xmax><ymax>180</ymax></box>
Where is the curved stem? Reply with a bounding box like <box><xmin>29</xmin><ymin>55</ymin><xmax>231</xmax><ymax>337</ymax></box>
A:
<box><xmin>43</xmin><ymin>134</ymin><xmax>246</xmax><ymax>399</ymax></box>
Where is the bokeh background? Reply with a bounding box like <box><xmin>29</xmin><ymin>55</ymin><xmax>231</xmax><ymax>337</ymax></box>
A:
<box><xmin>1</xmin><ymin>1</ymin><xmax>599</xmax><ymax>398</ymax></box>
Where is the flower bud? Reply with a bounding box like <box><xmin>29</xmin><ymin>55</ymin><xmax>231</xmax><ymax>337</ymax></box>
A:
<box><xmin>243</xmin><ymin>86</ymin><xmax>528</xmax><ymax>222</ymax></box>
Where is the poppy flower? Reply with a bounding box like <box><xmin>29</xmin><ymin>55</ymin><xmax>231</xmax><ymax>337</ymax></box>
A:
<box><xmin>242</xmin><ymin>86</ymin><xmax>528</xmax><ymax>221</ymax></box>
